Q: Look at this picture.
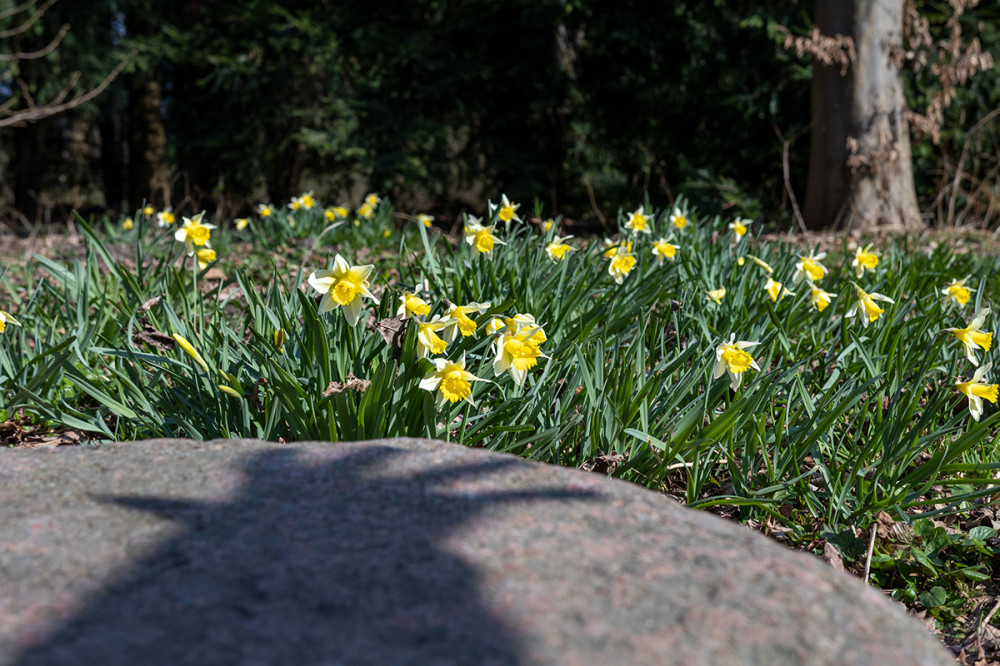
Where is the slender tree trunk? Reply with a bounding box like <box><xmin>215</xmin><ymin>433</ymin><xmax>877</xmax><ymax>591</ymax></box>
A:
<box><xmin>804</xmin><ymin>0</ymin><xmax>922</xmax><ymax>231</ymax></box>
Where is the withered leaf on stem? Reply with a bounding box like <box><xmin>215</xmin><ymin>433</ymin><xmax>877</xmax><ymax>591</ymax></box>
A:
<box><xmin>323</xmin><ymin>372</ymin><xmax>372</xmax><ymax>398</ymax></box>
<box><xmin>374</xmin><ymin>315</ymin><xmax>408</xmax><ymax>359</ymax></box>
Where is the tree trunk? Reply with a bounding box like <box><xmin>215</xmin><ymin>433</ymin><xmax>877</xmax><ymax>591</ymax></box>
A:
<box><xmin>804</xmin><ymin>0</ymin><xmax>922</xmax><ymax>231</ymax></box>
<box><xmin>126</xmin><ymin>9</ymin><xmax>169</xmax><ymax>211</ymax></box>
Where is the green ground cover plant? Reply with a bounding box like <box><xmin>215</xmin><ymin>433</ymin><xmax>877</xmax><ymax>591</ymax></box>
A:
<box><xmin>1</xmin><ymin>192</ymin><xmax>999</xmax><ymax>650</ymax></box>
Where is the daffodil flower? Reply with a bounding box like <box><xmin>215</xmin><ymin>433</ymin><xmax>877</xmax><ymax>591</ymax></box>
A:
<box><xmin>851</xmin><ymin>244</ymin><xmax>879</xmax><ymax>278</ymax></box>
<box><xmin>419</xmin><ymin>354</ymin><xmax>485</xmax><ymax>406</ymax></box>
<box><xmin>490</xmin><ymin>194</ymin><xmax>521</xmax><ymax>225</ymax></box>
<box><xmin>323</xmin><ymin>209</ymin><xmax>338</xmax><ymax>222</ymax></box>
<box><xmin>669</xmin><ymin>208</ymin><xmax>689</xmax><ymax>231</ymax></box>
<box><xmin>288</xmin><ymin>193</ymin><xmax>313</xmax><ymax>210</ymax></box>
<box><xmin>157</xmin><ymin>208</ymin><xmax>176</xmax><ymax>227</ymax></box>
<box><xmin>174</xmin><ymin>212</ymin><xmax>216</xmax><ymax>255</ymax></box>
<box><xmin>397</xmin><ymin>292</ymin><xmax>431</xmax><ymax>320</ymax></box>
<box><xmin>608</xmin><ymin>243</ymin><xmax>636</xmax><ymax>284</ymax></box>
<box><xmin>941</xmin><ymin>307</ymin><xmax>993</xmax><ymax>366</ymax></box>
<box><xmin>706</xmin><ymin>287</ymin><xmax>726</xmax><ymax>304</ymax></box>
<box><xmin>365</xmin><ymin>193</ymin><xmax>381</xmax><ymax>207</ymax></box>
<box><xmin>845</xmin><ymin>282</ymin><xmax>894</xmax><ymax>327</ymax></box>
<box><xmin>808</xmin><ymin>284</ymin><xmax>836</xmax><ymax>312</ymax></box>
<box><xmin>142</xmin><ymin>205</ymin><xmax>154</xmax><ymax>217</ymax></box>
<box><xmin>256</xmin><ymin>204</ymin><xmax>272</xmax><ymax>217</ymax></box>
<box><xmin>764</xmin><ymin>277</ymin><xmax>794</xmax><ymax>302</ymax></box>
<box><xmin>417</xmin><ymin>214</ymin><xmax>434</xmax><ymax>228</ymax></box>
<box><xmin>729</xmin><ymin>218</ymin><xmax>748</xmax><ymax>239</ymax></box>
<box><xmin>464</xmin><ymin>218</ymin><xmax>505</xmax><ymax>258</ymax></box>
<box><xmin>416</xmin><ymin>315</ymin><xmax>454</xmax><ymax>359</ymax></box>
<box><xmin>546</xmin><ymin>236</ymin><xmax>575</xmax><ymax>262</ymax></box>
<box><xmin>235</xmin><ymin>218</ymin><xmax>249</xmax><ymax>231</ymax></box>
<box><xmin>624</xmin><ymin>207</ymin><xmax>651</xmax><ymax>235</ymax></box>
<box><xmin>602</xmin><ymin>238</ymin><xmax>621</xmax><ymax>258</ymax></box>
<box><xmin>956</xmin><ymin>362</ymin><xmax>999</xmax><ymax>421</ymax></box>
<box><xmin>651</xmin><ymin>238</ymin><xmax>678</xmax><ymax>264</ymax></box>
<box><xmin>307</xmin><ymin>254</ymin><xmax>379</xmax><ymax>326</ymax></box>
<box><xmin>122</xmin><ymin>217</ymin><xmax>134</xmax><ymax>231</ymax></box>
<box><xmin>493</xmin><ymin>325</ymin><xmax>546</xmax><ymax>387</ymax></box>
<box><xmin>196</xmin><ymin>248</ymin><xmax>216</xmax><ymax>270</ymax></box>
<box><xmin>357</xmin><ymin>202</ymin><xmax>375</xmax><ymax>219</ymax></box>
<box><xmin>713</xmin><ymin>333</ymin><xmax>761</xmax><ymax>390</ymax></box>
<box><xmin>942</xmin><ymin>277</ymin><xmax>974</xmax><ymax>306</ymax></box>
<box><xmin>793</xmin><ymin>251</ymin><xmax>827</xmax><ymax>284</ymax></box>
<box><xmin>0</xmin><ymin>309</ymin><xmax>22</xmax><ymax>334</ymax></box>
<box><xmin>443</xmin><ymin>302</ymin><xmax>491</xmax><ymax>342</ymax></box>
<box><xmin>541</xmin><ymin>219</ymin><xmax>555</xmax><ymax>233</ymax></box>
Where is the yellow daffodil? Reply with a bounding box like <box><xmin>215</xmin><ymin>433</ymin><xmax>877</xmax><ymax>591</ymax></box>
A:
<box><xmin>323</xmin><ymin>209</ymin><xmax>337</xmax><ymax>222</ymax></box>
<box><xmin>501</xmin><ymin>313</ymin><xmax>547</xmax><ymax>341</ymax></box>
<box><xmin>764</xmin><ymin>277</ymin><xmax>794</xmax><ymax>302</ymax></box>
<box><xmin>289</xmin><ymin>192</ymin><xmax>315</xmax><ymax>210</ymax></box>
<box><xmin>942</xmin><ymin>277</ymin><xmax>974</xmax><ymax>306</ymax></box>
<box><xmin>490</xmin><ymin>194</ymin><xmax>521</xmax><ymax>225</ymax></box>
<box><xmin>624</xmin><ymin>206</ymin><xmax>651</xmax><ymax>235</ymax></box>
<box><xmin>713</xmin><ymin>333</ymin><xmax>761</xmax><ymax>390</ymax></box>
<box><xmin>174</xmin><ymin>212</ymin><xmax>216</xmax><ymax>255</ymax></box>
<box><xmin>416</xmin><ymin>315</ymin><xmax>454</xmax><ymax>359</ymax></box>
<box><xmin>398</xmin><ymin>292</ymin><xmax>431</xmax><ymax>320</ymax></box>
<box><xmin>0</xmin><ymin>309</ymin><xmax>22</xmax><ymax>334</ymax></box>
<box><xmin>256</xmin><ymin>204</ymin><xmax>272</xmax><ymax>217</ymax></box>
<box><xmin>196</xmin><ymin>248</ymin><xmax>216</xmax><ymax>270</ymax></box>
<box><xmin>464</xmin><ymin>217</ymin><xmax>505</xmax><ymax>258</ymax></box>
<box><xmin>602</xmin><ymin>238</ymin><xmax>621</xmax><ymax>258</ymax></box>
<box><xmin>956</xmin><ymin>362</ymin><xmax>999</xmax><ymax>421</ymax></box>
<box><xmin>793</xmin><ymin>251</ymin><xmax>827</xmax><ymax>284</ymax></box>
<box><xmin>122</xmin><ymin>217</ymin><xmax>134</xmax><ymax>231</ymax></box>
<box><xmin>851</xmin><ymin>244</ymin><xmax>879</xmax><ymax>278</ymax></box>
<box><xmin>419</xmin><ymin>354</ymin><xmax>485</xmax><ymax>406</ymax></box>
<box><xmin>845</xmin><ymin>282</ymin><xmax>894</xmax><ymax>327</ymax></box>
<box><xmin>541</xmin><ymin>218</ymin><xmax>555</xmax><ymax>233</ymax></box>
<box><xmin>365</xmin><ymin>193</ymin><xmax>381</xmax><ymax>207</ymax></box>
<box><xmin>234</xmin><ymin>217</ymin><xmax>249</xmax><ymax>231</ymax></box>
<box><xmin>706</xmin><ymin>287</ymin><xmax>726</xmax><ymax>304</ymax></box>
<box><xmin>741</xmin><ymin>254</ymin><xmax>774</xmax><ymax>274</ymax></box>
<box><xmin>493</xmin><ymin>325</ymin><xmax>546</xmax><ymax>387</ymax></box>
<box><xmin>417</xmin><ymin>214</ymin><xmax>434</xmax><ymax>228</ymax></box>
<box><xmin>357</xmin><ymin>202</ymin><xmax>375</xmax><ymax>219</ymax></box>
<box><xmin>669</xmin><ymin>208</ymin><xmax>689</xmax><ymax>230</ymax></box>
<box><xmin>307</xmin><ymin>254</ymin><xmax>379</xmax><ymax>327</ymax></box>
<box><xmin>172</xmin><ymin>333</ymin><xmax>210</xmax><ymax>372</ymax></box>
<box><xmin>443</xmin><ymin>301</ymin><xmax>491</xmax><ymax>342</ymax></box>
<box><xmin>608</xmin><ymin>243</ymin><xmax>636</xmax><ymax>284</ymax></box>
<box><xmin>274</xmin><ymin>328</ymin><xmax>286</xmax><ymax>354</ymax></box>
<box><xmin>729</xmin><ymin>218</ymin><xmax>748</xmax><ymax>239</ymax></box>
<box><xmin>651</xmin><ymin>238</ymin><xmax>678</xmax><ymax>264</ymax></box>
<box><xmin>382</xmin><ymin>229</ymin><xmax>391</xmax><ymax>238</ymax></box>
<box><xmin>809</xmin><ymin>284</ymin><xmax>836</xmax><ymax>312</ymax></box>
<box><xmin>156</xmin><ymin>207</ymin><xmax>176</xmax><ymax>227</ymax></box>
<box><xmin>546</xmin><ymin>236</ymin><xmax>575</xmax><ymax>262</ymax></box>
<box><xmin>941</xmin><ymin>307</ymin><xmax>993</xmax><ymax>366</ymax></box>
<box><xmin>142</xmin><ymin>205</ymin><xmax>154</xmax><ymax>217</ymax></box>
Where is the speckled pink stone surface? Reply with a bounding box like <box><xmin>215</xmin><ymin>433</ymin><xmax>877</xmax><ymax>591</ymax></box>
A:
<box><xmin>1</xmin><ymin>438</ymin><xmax>951</xmax><ymax>665</ymax></box>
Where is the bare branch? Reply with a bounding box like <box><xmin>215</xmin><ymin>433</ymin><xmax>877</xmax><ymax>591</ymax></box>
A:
<box><xmin>0</xmin><ymin>0</ymin><xmax>56</xmax><ymax>34</ymax></box>
<box><xmin>0</xmin><ymin>54</ymin><xmax>132</xmax><ymax>129</ymax></box>
<box><xmin>0</xmin><ymin>22</ymin><xmax>69</xmax><ymax>61</ymax></box>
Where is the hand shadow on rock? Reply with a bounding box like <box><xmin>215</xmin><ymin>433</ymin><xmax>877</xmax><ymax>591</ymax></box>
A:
<box><xmin>13</xmin><ymin>446</ymin><xmax>598</xmax><ymax>666</ymax></box>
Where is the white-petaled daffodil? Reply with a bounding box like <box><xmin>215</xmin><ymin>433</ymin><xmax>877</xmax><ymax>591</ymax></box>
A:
<box><xmin>156</xmin><ymin>207</ymin><xmax>176</xmax><ymax>227</ymax></box>
<box><xmin>808</xmin><ymin>284</ymin><xmax>836</xmax><ymax>312</ymax></box>
<box><xmin>942</xmin><ymin>277</ymin><xmax>974</xmax><ymax>306</ymax></box>
<box><xmin>651</xmin><ymin>238</ymin><xmax>679</xmax><ymax>264</ymax></box>
<box><xmin>608</xmin><ymin>241</ymin><xmax>636</xmax><ymax>284</ymax></box>
<box><xmin>844</xmin><ymin>282</ymin><xmax>894</xmax><ymax>327</ymax></box>
<box><xmin>851</xmin><ymin>243</ymin><xmax>879</xmax><ymax>278</ymax></box>
<box><xmin>419</xmin><ymin>354</ymin><xmax>485</xmax><ymax>406</ymax></box>
<box><xmin>956</xmin><ymin>362</ymin><xmax>999</xmax><ymax>421</ymax></box>
<box><xmin>489</xmin><ymin>194</ymin><xmax>521</xmax><ymax>226</ymax></box>
<box><xmin>624</xmin><ymin>207</ymin><xmax>652</xmax><ymax>235</ymax></box>
<box><xmin>397</xmin><ymin>291</ymin><xmax>431</xmax><ymax>320</ymax></box>
<box><xmin>493</xmin><ymin>325</ymin><xmax>546</xmax><ymax>387</ymax></box>
<box><xmin>713</xmin><ymin>333</ymin><xmax>761</xmax><ymax>390</ymax></box>
<box><xmin>941</xmin><ymin>307</ymin><xmax>993</xmax><ymax>366</ymax></box>
<box><xmin>174</xmin><ymin>212</ymin><xmax>216</xmax><ymax>255</ymax></box>
<box><xmin>416</xmin><ymin>315</ymin><xmax>454</xmax><ymax>359</ymax></box>
<box><xmin>669</xmin><ymin>208</ymin><xmax>689</xmax><ymax>231</ymax></box>
<box><xmin>546</xmin><ymin>236</ymin><xmax>575</xmax><ymax>262</ymax></box>
<box><xmin>307</xmin><ymin>254</ymin><xmax>379</xmax><ymax>327</ymax></box>
<box><xmin>464</xmin><ymin>215</ymin><xmax>505</xmax><ymax>258</ymax></box>
<box><xmin>417</xmin><ymin>214</ymin><xmax>434</xmax><ymax>228</ymax></box>
<box><xmin>729</xmin><ymin>218</ymin><xmax>749</xmax><ymax>239</ymax></box>
<box><xmin>764</xmin><ymin>277</ymin><xmax>794</xmax><ymax>302</ymax></box>
<box><xmin>443</xmin><ymin>301</ymin><xmax>491</xmax><ymax>342</ymax></box>
<box><xmin>793</xmin><ymin>251</ymin><xmax>827</xmax><ymax>284</ymax></box>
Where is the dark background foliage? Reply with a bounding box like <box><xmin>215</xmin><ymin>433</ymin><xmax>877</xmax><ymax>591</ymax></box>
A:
<box><xmin>0</xmin><ymin>0</ymin><xmax>996</xmax><ymax>228</ymax></box>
